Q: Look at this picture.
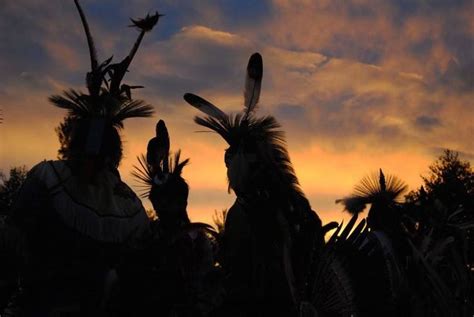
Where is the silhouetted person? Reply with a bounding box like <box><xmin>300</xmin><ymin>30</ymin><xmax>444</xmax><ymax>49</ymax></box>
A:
<box><xmin>184</xmin><ymin>53</ymin><xmax>323</xmax><ymax>316</ymax></box>
<box><xmin>115</xmin><ymin>120</ymin><xmax>217</xmax><ymax>316</ymax></box>
<box><xmin>336</xmin><ymin>169</ymin><xmax>409</xmax><ymax>316</ymax></box>
<box><xmin>4</xmin><ymin>1</ymin><xmax>161</xmax><ymax>315</ymax></box>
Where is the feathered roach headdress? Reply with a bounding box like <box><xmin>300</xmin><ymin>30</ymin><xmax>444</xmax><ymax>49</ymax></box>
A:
<box><xmin>49</xmin><ymin>0</ymin><xmax>161</xmax><ymax>158</ymax></box>
<box><xmin>132</xmin><ymin>120</ymin><xmax>189</xmax><ymax>200</ymax></box>
<box><xmin>336</xmin><ymin>169</ymin><xmax>408</xmax><ymax>215</ymax></box>
<box><xmin>183</xmin><ymin>53</ymin><xmax>304</xmax><ymax>197</ymax></box>
<box><xmin>132</xmin><ymin>119</ymin><xmax>219</xmax><ymax>237</ymax></box>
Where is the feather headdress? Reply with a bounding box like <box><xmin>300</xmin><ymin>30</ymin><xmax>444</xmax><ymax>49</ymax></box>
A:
<box><xmin>132</xmin><ymin>119</ymin><xmax>218</xmax><ymax>238</ymax></box>
<box><xmin>183</xmin><ymin>53</ymin><xmax>303</xmax><ymax>197</ymax></box>
<box><xmin>132</xmin><ymin>120</ymin><xmax>189</xmax><ymax>199</ymax></box>
<box><xmin>49</xmin><ymin>0</ymin><xmax>160</xmax><ymax>156</ymax></box>
<box><xmin>336</xmin><ymin>169</ymin><xmax>408</xmax><ymax>215</ymax></box>
<box><xmin>132</xmin><ymin>151</ymin><xmax>189</xmax><ymax>199</ymax></box>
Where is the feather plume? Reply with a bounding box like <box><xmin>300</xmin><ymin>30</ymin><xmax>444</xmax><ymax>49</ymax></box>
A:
<box><xmin>50</xmin><ymin>90</ymin><xmax>153</xmax><ymax>128</ymax></box>
<box><xmin>169</xmin><ymin>150</ymin><xmax>190</xmax><ymax>177</ymax></box>
<box><xmin>131</xmin><ymin>154</ymin><xmax>154</xmax><ymax>198</ymax></box>
<box><xmin>183</xmin><ymin>93</ymin><xmax>227</xmax><ymax>120</ymax></box>
<box><xmin>129</xmin><ymin>12</ymin><xmax>162</xmax><ymax>32</ymax></box>
<box><xmin>335</xmin><ymin>196</ymin><xmax>369</xmax><ymax>215</ymax></box>
<box><xmin>193</xmin><ymin>113</ymin><xmax>305</xmax><ymax>198</ymax></box>
<box><xmin>156</xmin><ymin>120</ymin><xmax>170</xmax><ymax>173</ymax></box>
<box><xmin>244</xmin><ymin>53</ymin><xmax>263</xmax><ymax>118</ymax></box>
<box><xmin>338</xmin><ymin>170</ymin><xmax>407</xmax><ymax>206</ymax></box>
<box><xmin>353</xmin><ymin>171</ymin><xmax>408</xmax><ymax>202</ymax></box>
<box><xmin>185</xmin><ymin>53</ymin><xmax>310</xmax><ymax>226</ymax></box>
<box><xmin>306</xmin><ymin>216</ymin><xmax>359</xmax><ymax>314</ymax></box>
<box><xmin>379</xmin><ymin>168</ymin><xmax>386</xmax><ymax>192</ymax></box>
<box><xmin>132</xmin><ymin>150</ymin><xmax>189</xmax><ymax>198</ymax></box>
<box><xmin>49</xmin><ymin>89</ymin><xmax>93</xmax><ymax>118</ymax></box>
<box><xmin>336</xmin><ymin>170</ymin><xmax>407</xmax><ymax>215</ymax></box>
<box><xmin>145</xmin><ymin>120</ymin><xmax>170</xmax><ymax>178</ymax></box>
<box><xmin>109</xmin><ymin>12</ymin><xmax>161</xmax><ymax>96</ymax></box>
<box><xmin>112</xmin><ymin>99</ymin><xmax>154</xmax><ymax>127</ymax></box>
<box><xmin>340</xmin><ymin>213</ymin><xmax>359</xmax><ymax>241</ymax></box>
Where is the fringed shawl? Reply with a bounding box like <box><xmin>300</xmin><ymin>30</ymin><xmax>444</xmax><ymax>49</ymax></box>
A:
<box><xmin>26</xmin><ymin>160</ymin><xmax>149</xmax><ymax>243</ymax></box>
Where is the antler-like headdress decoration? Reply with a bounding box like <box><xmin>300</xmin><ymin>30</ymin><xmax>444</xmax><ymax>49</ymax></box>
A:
<box><xmin>49</xmin><ymin>0</ymin><xmax>161</xmax><ymax>153</ymax></box>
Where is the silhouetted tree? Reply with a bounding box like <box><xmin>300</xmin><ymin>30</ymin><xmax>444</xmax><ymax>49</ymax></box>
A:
<box><xmin>425</xmin><ymin>149</ymin><xmax>473</xmax><ymax>194</ymax></box>
<box><xmin>0</xmin><ymin>166</ymin><xmax>28</xmax><ymax>215</ymax></box>
<box><xmin>0</xmin><ymin>167</ymin><xmax>28</xmax><ymax>312</ymax></box>
<box><xmin>404</xmin><ymin>150</ymin><xmax>474</xmax><ymax>315</ymax></box>
<box><xmin>406</xmin><ymin>149</ymin><xmax>473</xmax><ymax>263</ymax></box>
<box><xmin>55</xmin><ymin>116</ymin><xmax>74</xmax><ymax>160</ymax></box>
<box><xmin>408</xmin><ymin>149</ymin><xmax>473</xmax><ymax>212</ymax></box>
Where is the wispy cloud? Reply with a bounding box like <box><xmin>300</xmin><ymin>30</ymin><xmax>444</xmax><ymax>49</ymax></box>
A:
<box><xmin>1</xmin><ymin>0</ymin><xmax>472</xmax><ymax>225</ymax></box>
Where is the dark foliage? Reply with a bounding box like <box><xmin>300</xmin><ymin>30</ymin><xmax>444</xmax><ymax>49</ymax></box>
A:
<box><xmin>333</xmin><ymin>149</ymin><xmax>474</xmax><ymax>316</ymax></box>
<box><xmin>407</xmin><ymin>149</ymin><xmax>474</xmax><ymax>212</ymax></box>
<box><xmin>403</xmin><ymin>149</ymin><xmax>474</xmax><ymax>315</ymax></box>
<box><xmin>0</xmin><ymin>167</ymin><xmax>28</xmax><ymax>215</ymax></box>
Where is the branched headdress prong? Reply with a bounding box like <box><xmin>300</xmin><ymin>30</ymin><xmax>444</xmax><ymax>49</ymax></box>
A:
<box><xmin>74</xmin><ymin>0</ymin><xmax>161</xmax><ymax>100</ymax></box>
<box><xmin>73</xmin><ymin>0</ymin><xmax>98</xmax><ymax>71</ymax></box>
<box><xmin>51</xmin><ymin>0</ymin><xmax>160</xmax><ymax>126</ymax></box>
<box><xmin>108</xmin><ymin>11</ymin><xmax>161</xmax><ymax>97</ymax></box>
<box><xmin>74</xmin><ymin>0</ymin><xmax>114</xmax><ymax>98</ymax></box>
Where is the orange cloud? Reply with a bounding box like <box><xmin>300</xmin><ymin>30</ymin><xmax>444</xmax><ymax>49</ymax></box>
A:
<box><xmin>2</xmin><ymin>1</ymin><xmax>472</xmax><ymax>228</ymax></box>
<box><xmin>261</xmin><ymin>0</ymin><xmax>473</xmax><ymax>87</ymax></box>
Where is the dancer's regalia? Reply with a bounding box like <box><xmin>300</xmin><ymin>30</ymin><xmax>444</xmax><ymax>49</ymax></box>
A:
<box><xmin>184</xmin><ymin>53</ymin><xmax>323</xmax><ymax>316</ymax></box>
<box><xmin>122</xmin><ymin>120</ymin><xmax>219</xmax><ymax>316</ymax></box>
<box><xmin>336</xmin><ymin>170</ymin><xmax>473</xmax><ymax>316</ymax></box>
<box><xmin>6</xmin><ymin>1</ymin><xmax>160</xmax><ymax>315</ymax></box>
<box><xmin>336</xmin><ymin>170</ymin><xmax>408</xmax><ymax>315</ymax></box>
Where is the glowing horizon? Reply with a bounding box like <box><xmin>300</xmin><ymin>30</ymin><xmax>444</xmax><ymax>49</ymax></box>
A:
<box><xmin>1</xmin><ymin>0</ymin><xmax>473</xmax><ymax>226</ymax></box>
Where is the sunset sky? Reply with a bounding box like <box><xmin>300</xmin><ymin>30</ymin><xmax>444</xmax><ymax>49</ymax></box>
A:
<box><xmin>1</xmin><ymin>0</ymin><xmax>473</xmax><ymax>225</ymax></box>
